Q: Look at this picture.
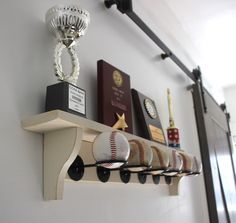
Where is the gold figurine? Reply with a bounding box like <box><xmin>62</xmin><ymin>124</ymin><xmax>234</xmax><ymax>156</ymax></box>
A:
<box><xmin>112</xmin><ymin>113</ymin><xmax>128</xmax><ymax>131</ymax></box>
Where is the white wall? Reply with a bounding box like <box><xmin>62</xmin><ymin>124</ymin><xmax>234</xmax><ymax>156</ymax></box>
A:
<box><xmin>0</xmin><ymin>0</ymin><xmax>209</xmax><ymax>223</ymax></box>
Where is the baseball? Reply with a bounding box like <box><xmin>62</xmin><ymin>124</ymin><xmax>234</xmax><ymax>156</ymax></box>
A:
<box><xmin>150</xmin><ymin>146</ymin><xmax>169</xmax><ymax>175</ymax></box>
<box><xmin>92</xmin><ymin>131</ymin><xmax>130</xmax><ymax>169</ymax></box>
<box><xmin>127</xmin><ymin>139</ymin><xmax>153</xmax><ymax>172</ymax></box>
<box><xmin>191</xmin><ymin>156</ymin><xmax>202</xmax><ymax>174</ymax></box>
<box><xmin>177</xmin><ymin>151</ymin><xmax>193</xmax><ymax>176</ymax></box>
<box><xmin>163</xmin><ymin>149</ymin><xmax>183</xmax><ymax>176</ymax></box>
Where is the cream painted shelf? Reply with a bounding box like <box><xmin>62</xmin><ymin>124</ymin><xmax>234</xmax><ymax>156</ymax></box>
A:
<box><xmin>22</xmin><ymin>110</ymin><xmax>182</xmax><ymax>200</ymax></box>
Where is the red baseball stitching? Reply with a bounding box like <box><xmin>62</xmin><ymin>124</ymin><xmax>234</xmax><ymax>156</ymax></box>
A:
<box><xmin>129</xmin><ymin>139</ymin><xmax>145</xmax><ymax>165</ymax></box>
<box><xmin>110</xmin><ymin>131</ymin><xmax>117</xmax><ymax>160</ymax></box>
<box><xmin>179</xmin><ymin>153</ymin><xmax>187</xmax><ymax>171</ymax></box>
<box><xmin>103</xmin><ymin>131</ymin><xmax>117</xmax><ymax>168</ymax></box>
<box><xmin>151</xmin><ymin>146</ymin><xmax>165</xmax><ymax>168</ymax></box>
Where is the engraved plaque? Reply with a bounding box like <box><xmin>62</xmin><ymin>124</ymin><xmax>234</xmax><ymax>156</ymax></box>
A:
<box><xmin>131</xmin><ymin>89</ymin><xmax>166</xmax><ymax>145</ymax></box>
<box><xmin>148</xmin><ymin>125</ymin><xmax>165</xmax><ymax>143</ymax></box>
<box><xmin>46</xmin><ymin>82</ymin><xmax>86</xmax><ymax>117</ymax></box>
<box><xmin>97</xmin><ymin>60</ymin><xmax>133</xmax><ymax>133</ymax></box>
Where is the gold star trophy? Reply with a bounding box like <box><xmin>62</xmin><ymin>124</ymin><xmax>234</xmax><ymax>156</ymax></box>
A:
<box><xmin>112</xmin><ymin>113</ymin><xmax>128</xmax><ymax>131</ymax></box>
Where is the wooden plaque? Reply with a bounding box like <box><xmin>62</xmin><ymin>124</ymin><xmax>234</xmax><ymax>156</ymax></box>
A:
<box><xmin>97</xmin><ymin>60</ymin><xmax>133</xmax><ymax>133</ymax></box>
<box><xmin>131</xmin><ymin>89</ymin><xmax>166</xmax><ymax>145</ymax></box>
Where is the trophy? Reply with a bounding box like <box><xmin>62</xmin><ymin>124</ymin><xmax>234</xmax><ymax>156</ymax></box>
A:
<box><xmin>131</xmin><ymin>89</ymin><xmax>166</xmax><ymax>144</ymax></box>
<box><xmin>45</xmin><ymin>5</ymin><xmax>90</xmax><ymax>117</ymax></box>
<box><xmin>97</xmin><ymin>60</ymin><xmax>133</xmax><ymax>133</ymax></box>
<box><xmin>167</xmin><ymin>88</ymin><xmax>180</xmax><ymax>148</ymax></box>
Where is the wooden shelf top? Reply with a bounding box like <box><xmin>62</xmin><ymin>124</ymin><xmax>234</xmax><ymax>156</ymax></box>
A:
<box><xmin>22</xmin><ymin>110</ymin><xmax>108</xmax><ymax>132</ymax></box>
<box><xmin>21</xmin><ymin>110</ymin><xmax>170</xmax><ymax>148</ymax></box>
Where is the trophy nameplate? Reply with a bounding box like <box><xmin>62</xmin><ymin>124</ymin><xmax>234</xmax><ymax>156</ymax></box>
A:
<box><xmin>132</xmin><ymin>89</ymin><xmax>166</xmax><ymax>145</ymax></box>
<box><xmin>46</xmin><ymin>82</ymin><xmax>86</xmax><ymax>117</ymax></box>
<box><xmin>45</xmin><ymin>5</ymin><xmax>90</xmax><ymax>117</ymax></box>
<box><xmin>97</xmin><ymin>60</ymin><xmax>133</xmax><ymax>133</ymax></box>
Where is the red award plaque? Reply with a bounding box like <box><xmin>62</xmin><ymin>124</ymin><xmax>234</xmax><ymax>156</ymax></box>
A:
<box><xmin>97</xmin><ymin>60</ymin><xmax>133</xmax><ymax>133</ymax></box>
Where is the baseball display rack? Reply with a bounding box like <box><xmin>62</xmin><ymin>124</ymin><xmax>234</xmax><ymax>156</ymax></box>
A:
<box><xmin>67</xmin><ymin>155</ymin><xmax>166</xmax><ymax>185</ymax></box>
<box><xmin>22</xmin><ymin>110</ymin><xmax>201</xmax><ymax>201</ymax></box>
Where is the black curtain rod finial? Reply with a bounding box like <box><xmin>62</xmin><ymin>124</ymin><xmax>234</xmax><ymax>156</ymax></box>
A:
<box><xmin>104</xmin><ymin>0</ymin><xmax>133</xmax><ymax>13</ymax></box>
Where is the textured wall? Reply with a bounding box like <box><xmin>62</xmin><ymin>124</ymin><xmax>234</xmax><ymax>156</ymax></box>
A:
<box><xmin>0</xmin><ymin>0</ymin><xmax>208</xmax><ymax>222</ymax></box>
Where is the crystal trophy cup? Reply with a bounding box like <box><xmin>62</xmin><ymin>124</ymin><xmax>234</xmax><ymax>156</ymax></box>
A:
<box><xmin>45</xmin><ymin>5</ymin><xmax>90</xmax><ymax>117</ymax></box>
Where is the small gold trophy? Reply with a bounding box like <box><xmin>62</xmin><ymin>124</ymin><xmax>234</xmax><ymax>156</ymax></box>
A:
<box><xmin>167</xmin><ymin>88</ymin><xmax>180</xmax><ymax>148</ymax></box>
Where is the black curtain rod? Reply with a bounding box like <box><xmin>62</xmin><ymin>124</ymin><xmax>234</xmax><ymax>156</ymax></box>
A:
<box><xmin>104</xmin><ymin>0</ymin><xmax>196</xmax><ymax>83</ymax></box>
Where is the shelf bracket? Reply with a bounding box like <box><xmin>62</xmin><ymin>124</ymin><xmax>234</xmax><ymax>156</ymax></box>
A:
<box><xmin>169</xmin><ymin>177</ymin><xmax>182</xmax><ymax>196</ymax></box>
<box><xmin>44</xmin><ymin>127</ymin><xmax>83</xmax><ymax>200</ymax></box>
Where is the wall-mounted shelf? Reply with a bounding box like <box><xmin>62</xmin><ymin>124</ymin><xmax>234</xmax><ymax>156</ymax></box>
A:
<box><xmin>22</xmin><ymin>110</ymin><xmax>193</xmax><ymax>200</ymax></box>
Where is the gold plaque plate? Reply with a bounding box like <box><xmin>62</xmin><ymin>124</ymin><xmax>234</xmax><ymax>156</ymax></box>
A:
<box><xmin>149</xmin><ymin>125</ymin><xmax>165</xmax><ymax>143</ymax></box>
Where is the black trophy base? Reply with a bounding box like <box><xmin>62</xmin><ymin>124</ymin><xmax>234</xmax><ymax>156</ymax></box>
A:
<box><xmin>46</xmin><ymin>82</ymin><xmax>86</xmax><ymax>117</ymax></box>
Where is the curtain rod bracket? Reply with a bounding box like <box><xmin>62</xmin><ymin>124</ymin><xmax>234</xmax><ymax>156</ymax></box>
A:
<box><xmin>104</xmin><ymin>0</ymin><xmax>133</xmax><ymax>13</ymax></box>
<box><xmin>192</xmin><ymin>66</ymin><xmax>201</xmax><ymax>81</ymax></box>
<box><xmin>161</xmin><ymin>52</ymin><xmax>172</xmax><ymax>60</ymax></box>
<box><xmin>192</xmin><ymin>67</ymin><xmax>207</xmax><ymax>113</ymax></box>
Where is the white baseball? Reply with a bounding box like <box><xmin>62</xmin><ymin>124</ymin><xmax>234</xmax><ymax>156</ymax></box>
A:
<box><xmin>177</xmin><ymin>151</ymin><xmax>193</xmax><ymax>176</ymax></box>
<box><xmin>150</xmin><ymin>146</ymin><xmax>169</xmax><ymax>175</ymax></box>
<box><xmin>92</xmin><ymin>131</ymin><xmax>130</xmax><ymax>169</ymax></box>
<box><xmin>192</xmin><ymin>156</ymin><xmax>202</xmax><ymax>174</ymax></box>
<box><xmin>127</xmin><ymin>140</ymin><xmax>153</xmax><ymax>172</ymax></box>
<box><xmin>163</xmin><ymin>149</ymin><xmax>183</xmax><ymax>176</ymax></box>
